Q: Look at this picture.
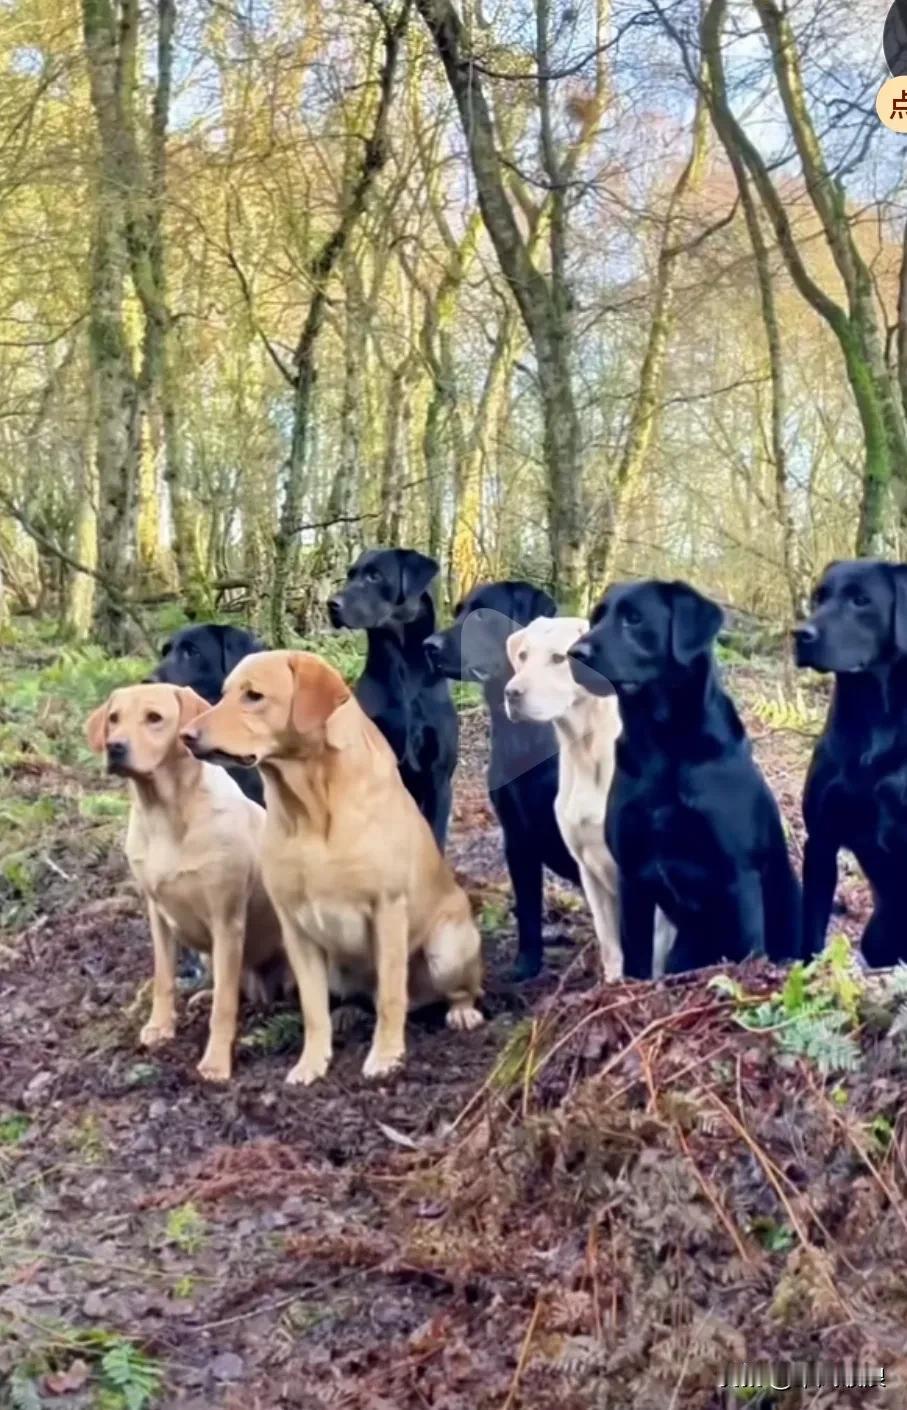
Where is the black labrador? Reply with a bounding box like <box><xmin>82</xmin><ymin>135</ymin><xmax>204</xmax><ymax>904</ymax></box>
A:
<box><xmin>149</xmin><ymin>623</ymin><xmax>265</xmax><ymax>806</ymax></box>
<box><xmin>424</xmin><ymin>580</ymin><xmax>581</xmax><ymax>980</ymax></box>
<box><xmin>794</xmin><ymin>558</ymin><xmax>907</xmax><ymax>965</ymax></box>
<box><xmin>569</xmin><ymin>579</ymin><xmax>801</xmax><ymax>979</ymax></box>
<box><xmin>327</xmin><ymin>547</ymin><xmax>458</xmax><ymax>849</ymax></box>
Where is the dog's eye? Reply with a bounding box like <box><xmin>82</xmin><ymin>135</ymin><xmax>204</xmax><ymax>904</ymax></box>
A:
<box><xmin>109</xmin><ymin>712</ymin><xmax>119</xmax><ymax>725</ymax></box>
<box><xmin>518</xmin><ymin>650</ymin><xmax>528</xmax><ymax>663</ymax></box>
<box><xmin>623</xmin><ymin>607</ymin><xmax>642</xmax><ymax>626</ymax></box>
<box><xmin>365</xmin><ymin>569</ymin><xmax>380</xmax><ymax>583</ymax></box>
<box><xmin>551</xmin><ymin>652</ymin><xmax>566</xmax><ymax>665</ymax></box>
<box><xmin>851</xmin><ymin>591</ymin><xmax>870</xmax><ymax>608</ymax></box>
<box><xmin>182</xmin><ymin>643</ymin><xmax>197</xmax><ymax>658</ymax></box>
<box><xmin>244</xmin><ymin>689</ymin><xmax>264</xmax><ymax>704</ymax></box>
<box><xmin>146</xmin><ymin>711</ymin><xmax>163</xmax><ymax>724</ymax></box>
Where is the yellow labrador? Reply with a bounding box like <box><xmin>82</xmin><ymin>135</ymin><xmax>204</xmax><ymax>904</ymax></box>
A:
<box><xmin>181</xmin><ymin>650</ymin><xmax>483</xmax><ymax>1086</ymax></box>
<box><xmin>85</xmin><ymin>684</ymin><xmax>285</xmax><ymax>1081</ymax></box>
<box><xmin>504</xmin><ymin>617</ymin><xmax>675</xmax><ymax>980</ymax></box>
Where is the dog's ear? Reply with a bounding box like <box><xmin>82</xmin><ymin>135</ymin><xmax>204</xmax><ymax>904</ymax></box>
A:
<box><xmin>505</xmin><ymin>627</ymin><xmax>527</xmax><ymax>669</ymax></box>
<box><xmin>175</xmin><ymin>687</ymin><xmax>210</xmax><ymax>729</ymax></box>
<box><xmin>893</xmin><ymin>566</ymin><xmax>907</xmax><ymax>655</ymax></box>
<box><xmin>589</xmin><ymin>597</ymin><xmax>607</xmax><ymax>628</ymax></box>
<box><xmin>288</xmin><ymin>654</ymin><xmax>350</xmax><ymax>736</ymax></box>
<box><xmin>399</xmin><ymin>550</ymin><xmax>438</xmax><ymax>601</ymax></box>
<box><xmin>669</xmin><ymin>582</ymin><xmax>724</xmax><ymax>665</ymax></box>
<box><xmin>511</xmin><ymin>582</ymin><xmax>556</xmax><ymax>625</ymax></box>
<box><xmin>521</xmin><ymin>584</ymin><xmax>557</xmax><ymax>622</ymax></box>
<box><xmin>85</xmin><ymin>700</ymin><xmax>109</xmax><ymax>753</ymax></box>
<box><xmin>219</xmin><ymin>625</ymin><xmax>263</xmax><ymax>679</ymax></box>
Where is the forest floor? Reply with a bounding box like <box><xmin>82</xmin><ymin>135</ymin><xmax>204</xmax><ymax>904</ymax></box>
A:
<box><xmin>0</xmin><ymin>643</ymin><xmax>904</xmax><ymax>1410</ymax></box>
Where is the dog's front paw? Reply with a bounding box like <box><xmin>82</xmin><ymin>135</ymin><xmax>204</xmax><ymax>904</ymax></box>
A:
<box><xmin>197</xmin><ymin>1048</ymin><xmax>232</xmax><ymax>1083</ymax></box>
<box><xmin>140</xmin><ymin>1018</ymin><xmax>176</xmax><ymax>1048</ymax></box>
<box><xmin>285</xmin><ymin>1049</ymin><xmax>331</xmax><ymax>1086</ymax></box>
<box><xmin>446</xmin><ymin>1002</ymin><xmax>484</xmax><ymax>1032</ymax></box>
<box><xmin>362</xmin><ymin>1045</ymin><xmax>404</xmax><ymax>1080</ymax></box>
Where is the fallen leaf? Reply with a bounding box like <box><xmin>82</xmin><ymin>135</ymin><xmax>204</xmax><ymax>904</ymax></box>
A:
<box><xmin>45</xmin><ymin>1358</ymin><xmax>91</xmax><ymax>1395</ymax></box>
<box><xmin>375</xmin><ymin>1120</ymin><xmax>419</xmax><ymax>1150</ymax></box>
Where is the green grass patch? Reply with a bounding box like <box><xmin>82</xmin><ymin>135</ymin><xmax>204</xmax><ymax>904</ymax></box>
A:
<box><xmin>0</xmin><ymin>1115</ymin><xmax>29</xmax><ymax>1145</ymax></box>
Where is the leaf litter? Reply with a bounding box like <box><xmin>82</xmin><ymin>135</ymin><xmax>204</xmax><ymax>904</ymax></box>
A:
<box><xmin>1</xmin><ymin>679</ymin><xmax>904</xmax><ymax>1408</ymax></box>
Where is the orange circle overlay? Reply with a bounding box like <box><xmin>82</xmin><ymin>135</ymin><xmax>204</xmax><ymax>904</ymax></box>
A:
<box><xmin>877</xmin><ymin>75</ymin><xmax>907</xmax><ymax>132</ymax></box>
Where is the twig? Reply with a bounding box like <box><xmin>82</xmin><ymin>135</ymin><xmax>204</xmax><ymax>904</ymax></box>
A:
<box><xmin>192</xmin><ymin>1264</ymin><xmax>371</xmax><ymax>1332</ymax></box>
<box><xmin>707</xmin><ymin>1088</ymin><xmax>849</xmax><ymax>1313</ymax></box>
<box><xmin>502</xmin><ymin>1295</ymin><xmax>543</xmax><ymax>1410</ymax></box>
<box><xmin>535</xmin><ymin>998</ymin><xmax>726</xmax><ymax>1086</ymax></box>
<box><xmin>0</xmin><ymin>494</ymin><xmax>154</xmax><ymax>648</ymax></box>
<box><xmin>675</xmin><ymin>1125</ymin><xmax>757</xmax><ymax>1268</ymax></box>
<box><xmin>41</xmin><ymin>855</ymin><xmax>71</xmax><ymax>882</ymax></box>
<box><xmin>809</xmin><ymin>1080</ymin><xmax>907</xmax><ymax>1240</ymax></box>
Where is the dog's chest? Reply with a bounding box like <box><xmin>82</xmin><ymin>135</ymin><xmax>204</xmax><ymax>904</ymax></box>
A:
<box><xmin>128</xmin><ymin>837</ymin><xmax>212</xmax><ymax>945</ymax></box>
<box><xmin>263</xmin><ymin>836</ymin><xmax>376</xmax><ymax>960</ymax></box>
<box><xmin>556</xmin><ymin>765</ymin><xmax>607</xmax><ymax>856</ymax></box>
<box><xmin>294</xmin><ymin>900</ymin><xmax>370</xmax><ymax>960</ymax></box>
<box><xmin>129</xmin><ymin>830</ymin><xmax>187</xmax><ymax>899</ymax></box>
<box><xmin>614</xmin><ymin>774</ymin><xmax>718</xmax><ymax>872</ymax></box>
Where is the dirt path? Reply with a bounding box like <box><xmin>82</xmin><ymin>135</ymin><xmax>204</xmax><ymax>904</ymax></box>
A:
<box><xmin>0</xmin><ymin>711</ymin><xmax>604</xmax><ymax>1408</ymax></box>
<box><xmin>0</xmin><ymin>682</ymin><xmax>877</xmax><ymax>1408</ymax></box>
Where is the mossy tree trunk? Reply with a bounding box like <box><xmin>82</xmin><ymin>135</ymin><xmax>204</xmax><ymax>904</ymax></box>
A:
<box><xmin>82</xmin><ymin>0</ymin><xmax>141</xmax><ymax>651</ymax></box>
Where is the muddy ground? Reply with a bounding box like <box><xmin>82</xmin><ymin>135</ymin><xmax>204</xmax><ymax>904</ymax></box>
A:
<box><xmin>0</xmin><ymin>665</ymin><xmax>891</xmax><ymax>1409</ymax></box>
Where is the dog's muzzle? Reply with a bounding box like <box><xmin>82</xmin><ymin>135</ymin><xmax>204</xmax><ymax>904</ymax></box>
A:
<box><xmin>106</xmin><ymin>740</ymin><xmax>129</xmax><ymax>774</ymax></box>
<box><xmin>567</xmin><ymin>643</ymin><xmax>614</xmax><ymax>696</ymax></box>
<box><xmin>792</xmin><ymin>622</ymin><xmax>821</xmax><ymax>668</ymax></box>
<box><xmin>504</xmin><ymin>684</ymin><xmax>525</xmax><ymax>721</ymax></box>
<box><xmin>181</xmin><ymin>729</ymin><xmax>257</xmax><ymax>769</ymax></box>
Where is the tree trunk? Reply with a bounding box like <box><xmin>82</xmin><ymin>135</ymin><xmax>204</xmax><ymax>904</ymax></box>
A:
<box><xmin>449</xmin><ymin>314</ymin><xmax>515</xmax><ymax>601</ymax></box>
<box><xmin>415</xmin><ymin>0</ymin><xmax>583</xmax><ymax>604</ymax></box>
<box><xmin>701</xmin><ymin>0</ymin><xmax>907</xmax><ymax>555</ymax></box>
<box><xmin>64</xmin><ymin>434</ymin><xmax>99</xmax><ymax>639</ymax></box>
<box><xmin>82</xmin><ymin>0</ymin><xmax>141</xmax><ymax>651</ymax></box>
<box><xmin>269</xmin><ymin>1</ymin><xmax>409</xmax><ymax>645</ymax></box>
<box><xmin>586</xmin><ymin>84</ymin><xmax>709</xmax><ymax>597</ymax></box>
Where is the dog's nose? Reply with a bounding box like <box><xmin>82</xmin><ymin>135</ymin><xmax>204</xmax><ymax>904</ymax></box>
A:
<box><xmin>179</xmin><ymin>726</ymin><xmax>199</xmax><ymax>746</ymax></box>
<box><xmin>504</xmin><ymin>682</ymin><xmax>523</xmax><ymax>702</ymax></box>
<box><xmin>568</xmin><ymin>640</ymin><xmax>592</xmax><ymax>663</ymax></box>
<box><xmin>424</xmin><ymin>634</ymin><xmax>443</xmax><ymax>660</ymax></box>
<box><xmin>793</xmin><ymin>623</ymin><xmax>818</xmax><ymax>644</ymax></box>
<box><xmin>106</xmin><ymin>740</ymin><xmax>128</xmax><ymax>764</ymax></box>
<box><xmin>327</xmin><ymin>596</ymin><xmax>343</xmax><ymax>626</ymax></box>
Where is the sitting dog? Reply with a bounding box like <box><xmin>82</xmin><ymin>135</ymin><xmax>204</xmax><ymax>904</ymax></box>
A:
<box><xmin>150</xmin><ymin>623</ymin><xmax>265</xmax><ymax>806</ymax></box>
<box><xmin>794</xmin><ymin>558</ymin><xmax>907</xmax><ymax>964</ymax></box>
<box><xmin>569</xmin><ymin>580</ymin><xmax>801</xmax><ymax>978</ymax></box>
<box><xmin>327</xmin><ymin>548</ymin><xmax>458</xmax><ymax>848</ymax></box>
<box><xmin>504</xmin><ymin>615</ymin><xmax>676</xmax><ymax>980</ymax></box>
<box><xmin>182</xmin><ymin>650</ymin><xmax>483</xmax><ymax>1085</ymax></box>
<box><xmin>85</xmin><ymin>683</ymin><xmax>286</xmax><ymax>1081</ymax></box>
<box><xmin>424</xmin><ymin>581</ymin><xmax>581</xmax><ymax>980</ymax></box>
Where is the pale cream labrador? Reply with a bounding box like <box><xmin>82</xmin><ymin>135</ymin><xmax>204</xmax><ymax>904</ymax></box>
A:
<box><xmin>85</xmin><ymin>684</ymin><xmax>286</xmax><ymax>1081</ymax></box>
<box><xmin>504</xmin><ymin>617</ymin><xmax>675</xmax><ymax>980</ymax></box>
